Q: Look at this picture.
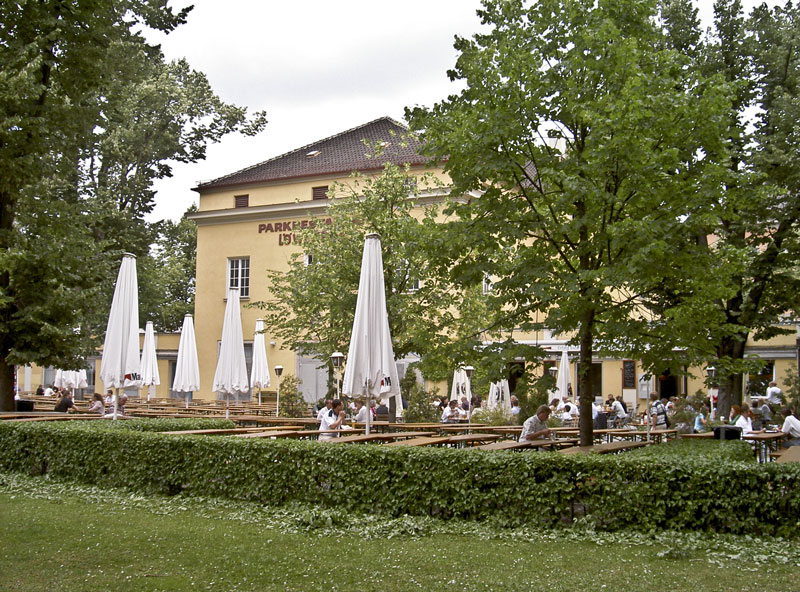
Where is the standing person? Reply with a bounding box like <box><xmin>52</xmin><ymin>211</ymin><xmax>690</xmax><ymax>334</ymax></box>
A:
<box><xmin>780</xmin><ymin>407</ymin><xmax>800</xmax><ymax>447</ymax></box>
<box><xmin>510</xmin><ymin>396</ymin><xmax>521</xmax><ymax>417</ymax></box>
<box><xmin>520</xmin><ymin>405</ymin><xmax>552</xmax><ymax>441</ymax></box>
<box><xmin>766</xmin><ymin>382</ymin><xmax>784</xmax><ymax>408</ymax></box>
<box><xmin>759</xmin><ymin>400</ymin><xmax>773</xmax><ymax>426</ymax></box>
<box><xmin>649</xmin><ymin>392</ymin><xmax>667</xmax><ymax>429</ymax></box>
<box><xmin>319</xmin><ymin>399</ymin><xmax>346</xmax><ymax>441</ymax></box>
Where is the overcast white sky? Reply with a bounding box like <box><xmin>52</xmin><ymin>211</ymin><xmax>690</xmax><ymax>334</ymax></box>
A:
<box><xmin>147</xmin><ymin>0</ymin><xmax>774</xmax><ymax>222</ymax></box>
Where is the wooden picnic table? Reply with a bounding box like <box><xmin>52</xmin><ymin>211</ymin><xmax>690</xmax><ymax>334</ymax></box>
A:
<box><xmin>746</xmin><ymin>431</ymin><xmax>787</xmax><ymax>462</ymax></box>
<box><xmin>445</xmin><ymin>433</ymin><xmax>503</xmax><ymax>447</ymax></box>
<box><xmin>559</xmin><ymin>441</ymin><xmax>648</xmax><ymax>455</ymax></box>
<box><xmin>159</xmin><ymin>427</ymin><xmax>296</xmax><ymax>436</ymax></box>
<box><xmin>678</xmin><ymin>432</ymin><xmax>714</xmax><ymax>439</ymax></box>
<box><xmin>384</xmin><ymin>436</ymin><xmax>453</xmax><ymax>447</ymax></box>
<box><xmin>477</xmin><ymin>437</ymin><xmax>579</xmax><ymax>451</ymax></box>
<box><xmin>234</xmin><ymin>430</ymin><xmax>306</xmax><ymax>439</ymax></box>
<box><xmin>325</xmin><ymin>433</ymin><xmax>398</xmax><ymax>444</ymax></box>
<box><xmin>776</xmin><ymin>445</ymin><xmax>800</xmax><ymax>463</ymax></box>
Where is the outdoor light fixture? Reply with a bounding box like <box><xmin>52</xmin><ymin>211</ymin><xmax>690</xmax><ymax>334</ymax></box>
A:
<box><xmin>274</xmin><ymin>365</ymin><xmax>283</xmax><ymax>418</ymax></box>
<box><xmin>548</xmin><ymin>365</ymin><xmax>558</xmax><ymax>378</ymax></box>
<box><xmin>331</xmin><ymin>352</ymin><xmax>344</xmax><ymax>398</ymax></box>
<box><xmin>464</xmin><ymin>365</ymin><xmax>474</xmax><ymax>378</ymax></box>
<box><xmin>706</xmin><ymin>366</ymin><xmax>716</xmax><ymax>380</ymax></box>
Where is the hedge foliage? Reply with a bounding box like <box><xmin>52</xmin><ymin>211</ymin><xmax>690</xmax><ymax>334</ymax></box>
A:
<box><xmin>0</xmin><ymin>421</ymin><xmax>798</xmax><ymax>536</ymax></box>
<box><xmin>102</xmin><ymin>418</ymin><xmax>236</xmax><ymax>432</ymax></box>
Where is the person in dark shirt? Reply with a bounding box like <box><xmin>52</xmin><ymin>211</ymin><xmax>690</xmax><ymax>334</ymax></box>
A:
<box><xmin>54</xmin><ymin>391</ymin><xmax>77</xmax><ymax>413</ymax></box>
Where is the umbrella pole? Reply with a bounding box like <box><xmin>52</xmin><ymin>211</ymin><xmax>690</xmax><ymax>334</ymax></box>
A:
<box><xmin>185</xmin><ymin>392</ymin><xmax>189</xmax><ymax>409</ymax></box>
<box><xmin>364</xmin><ymin>383</ymin><xmax>371</xmax><ymax>436</ymax></box>
<box><xmin>113</xmin><ymin>388</ymin><xmax>119</xmax><ymax>421</ymax></box>
<box><xmin>258</xmin><ymin>389</ymin><xmax>262</xmax><ymax>407</ymax></box>
<box><xmin>225</xmin><ymin>393</ymin><xmax>230</xmax><ymax>420</ymax></box>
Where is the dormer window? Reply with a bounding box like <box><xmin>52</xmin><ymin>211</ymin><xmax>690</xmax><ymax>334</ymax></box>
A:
<box><xmin>306</xmin><ymin>150</ymin><xmax>321</xmax><ymax>158</ymax></box>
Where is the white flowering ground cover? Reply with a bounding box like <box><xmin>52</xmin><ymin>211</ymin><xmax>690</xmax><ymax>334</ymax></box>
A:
<box><xmin>1</xmin><ymin>472</ymin><xmax>798</xmax><ymax>591</ymax></box>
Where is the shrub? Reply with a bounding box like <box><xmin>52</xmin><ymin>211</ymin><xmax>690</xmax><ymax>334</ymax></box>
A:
<box><xmin>278</xmin><ymin>375</ymin><xmax>308</xmax><ymax>418</ymax></box>
<box><xmin>403</xmin><ymin>374</ymin><xmax>440</xmax><ymax>423</ymax></box>
<box><xmin>1</xmin><ymin>421</ymin><xmax>798</xmax><ymax>536</ymax></box>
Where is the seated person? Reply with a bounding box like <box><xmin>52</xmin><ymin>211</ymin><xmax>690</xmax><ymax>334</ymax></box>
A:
<box><xmin>54</xmin><ymin>391</ymin><xmax>77</xmax><ymax>413</ymax></box>
<box><xmin>87</xmin><ymin>393</ymin><xmax>105</xmax><ymax>415</ymax></box>
<box><xmin>520</xmin><ymin>405</ymin><xmax>552</xmax><ymax>440</ymax></box>
<box><xmin>441</xmin><ymin>399</ymin><xmax>461</xmax><ymax>423</ymax></box>
<box><xmin>694</xmin><ymin>404</ymin><xmax>710</xmax><ymax>433</ymax></box>
<box><xmin>375</xmin><ymin>401</ymin><xmax>389</xmax><ymax>420</ymax></box>
<box><xmin>319</xmin><ymin>399</ymin><xmax>346</xmax><ymax>440</ymax></box>
<box><xmin>510</xmin><ymin>396</ymin><xmax>521</xmax><ymax>416</ymax></box>
<box><xmin>611</xmin><ymin>397</ymin><xmax>627</xmax><ymax>427</ymax></box>
<box><xmin>316</xmin><ymin>399</ymin><xmax>333</xmax><ymax>423</ymax></box>
<box><xmin>780</xmin><ymin>407</ymin><xmax>800</xmax><ymax>447</ymax></box>
<box><xmin>353</xmin><ymin>399</ymin><xmax>369</xmax><ymax>423</ymax></box>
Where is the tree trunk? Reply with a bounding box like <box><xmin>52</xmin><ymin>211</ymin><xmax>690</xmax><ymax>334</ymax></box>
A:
<box><xmin>578</xmin><ymin>309</ymin><xmax>595</xmax><ymax>447</ymax></box>
<box><xmin>0</xmin><ymin>355</ymin><xmax>15</xmax><ymax>412</ymax></box>
<box><xmin>715</xmin><ymin>335</ymin><xmax>747</xmax><ymax>421</ymax></box>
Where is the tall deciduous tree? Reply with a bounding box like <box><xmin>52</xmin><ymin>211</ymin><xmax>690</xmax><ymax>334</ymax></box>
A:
<box><xmin>657</xmin><ymin>0</ymin><xmax>800</xmax><ymax>418</ymax></box>
<box><xmin>0</xmin><ymin>1</ymin><xmax>265</xmax><ymax>410</ymax></box>
<box><xmin>409</xmin><ymin>0</ymin><xmax>734</xmax><ymax>444</ymax></box>
<box><xmin>254</xmin><ymin>160</ymin><xmax>494</xmax><ymax>385</ymax></box>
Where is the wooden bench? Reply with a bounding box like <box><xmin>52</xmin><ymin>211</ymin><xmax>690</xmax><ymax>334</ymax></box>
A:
<box><xmin>776</xmin><ymin>446</ymin><xmax>800</xmax><ymax>463</ymax></box>
<box><xmin>384</xmin><ymin>436</ymin><xmax>452</xmax><ymax>447</ymax></box>
<box><xmin>559</xmin><ymin>441</ymin><xmax>648</xmax><ymax>455</ymax></box>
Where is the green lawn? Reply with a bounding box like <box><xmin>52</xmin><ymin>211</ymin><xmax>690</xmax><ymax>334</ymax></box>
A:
<box><xmin>1</xmin><ymin>472</ymin><xmax>798</xmax><ymax>592</ymax></box>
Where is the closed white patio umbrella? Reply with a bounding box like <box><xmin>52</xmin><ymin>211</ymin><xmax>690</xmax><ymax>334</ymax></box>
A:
<box><xmin>555</xmin><ymin>349</ymin><xmax>572</xmax><ymax>403</ymax></box>
<box><xmin>451</xmin><ymin>367</ymin><xmax>472</xmax><ymax>419</ymax></box>
<box><xmin>173</xmin><ymin>314</ymin><xmax>200</xmax><ymax>408</ymax></box>
<box><xmin>250</xmin><ymin>318</ymin><xmax>270</xmax><ymax>406</ymax></box>
<box><xmin>212</xmin><ymin>288</ymin><xmax>249</xmax><ymax>418</ymax></box>
<box><xmin>487</xmin><ymin>379</ymin><xmax>512</xmax><ymax>416</ymax></box>
<box><xmin>342</xmin><ymin>234</ymin><xmax>400</xmax><ymax>435</ymax></box>
<box><xmin>100</xmin><ymin>254</ymin><xmax>141</xmax><ymax>419</ymax></box>
<box><xmin>140</xmin><ymin>321</ymin><xmax>160</xmax><ymax>401</ymax></box>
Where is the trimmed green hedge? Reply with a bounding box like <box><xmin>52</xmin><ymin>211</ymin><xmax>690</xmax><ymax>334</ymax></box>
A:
<box><xmin>626</xmin><ymin>439</ymin><xmax>755</xmax><ymax>462</ymax></box>
<box><xmin>102</xmin><ymin>418</ymin><xmax>236</xmax><ymax>432</ymax></box>
<box><xmin>0</xmin><ymin>421</ymin><xmax>798</xmax><ymax>536</ymax></box>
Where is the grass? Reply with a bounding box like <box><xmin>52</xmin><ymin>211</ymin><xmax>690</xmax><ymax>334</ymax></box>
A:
<box><xmin>1</xmin><ymin>472</ymin><xmax>799</xmax><ymax>592</ymax></box>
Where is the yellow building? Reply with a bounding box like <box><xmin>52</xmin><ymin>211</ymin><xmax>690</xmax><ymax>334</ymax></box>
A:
<box><xmin>176</xmin><ymin>116</ymin><xmax>800</xmax><ymax>411</ymax></box>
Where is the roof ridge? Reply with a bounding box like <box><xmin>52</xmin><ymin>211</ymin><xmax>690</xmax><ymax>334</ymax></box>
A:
<box><xmin>197</xmin><ymin>116</ymin><xmax>409</xmax><ymax>189</ymax></box>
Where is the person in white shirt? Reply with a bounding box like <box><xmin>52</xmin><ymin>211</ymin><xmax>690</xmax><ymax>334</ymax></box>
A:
<box><xmin>561</xmin><ymin>402</ymin><xmax>577</xmax><ymax>422</ymax></box>
<box><xmin>510</xmin><ymin>396</ymin><xmax>521</xmax><ymax>416</ymax></box>
<box><xmin>441</xmin><ymin>400</ymin><xmax>460</xmax><ymax>423</ymax></box>
<box><xmin>780</xmin><ymin>408</ymin><xmax>800</xmax><ymax>446</ymax></box>
<box><xmin>43</xmin><ymin>386</ymin><xmax>54</xmax><ymax>397</ymax></box>
<box><xmin>316</xmin><ymin>399</ymin><xmax>333</xmax><ymax>423</ymax></box>
<box><xmin>353</xmin><ymin>399</ymin><xmax>369</xmax><ymax>423</ymax></box>
<box><xmin>611</xmin><ymin>398</ymin><xmax>626</xmax><ymax>423</ymax></box>
<box><xmin>319</xmin><ymin>399</ymin><xmax>346</xmax><ymax>441</ymax></box>
<box><xmin>766</xmin><ymin>382</ymin><xmax>784</xmax><ymax>406</ymax></box>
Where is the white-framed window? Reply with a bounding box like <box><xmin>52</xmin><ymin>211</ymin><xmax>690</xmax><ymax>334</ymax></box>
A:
<box><xmin>482</xmin><ymin>273</ymin><xmax>494</xmax><ymax>295</ymax></box>
<box><xmin>227</xmin><ymin>257</ymin><xmax>250</xmax><ymax>298</ymax></box>
<box><xmin>304</xmin><ymin>253</ymin><xmax>315</xmax><ymax>266</ymax></box>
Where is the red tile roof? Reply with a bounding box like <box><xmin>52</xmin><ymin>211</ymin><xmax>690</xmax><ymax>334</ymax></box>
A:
<box><xmin>195</xmin><ymin>117</ymin><xmax>427</xmax><ymax>191</ymax></box>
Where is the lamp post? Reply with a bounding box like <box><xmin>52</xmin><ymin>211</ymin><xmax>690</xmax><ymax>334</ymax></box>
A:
<box><xmin>331</xmin><ymin>352</ymin><xmax>344</xmax><ymax>399</ymax></box>
<box><xmin>274</xmin><ymin>365</ymin><xmax>283</xmax><ymax>417</ymax></box>
<box><xmin>464</xmin><ymin>366</ymin><xmax>474</xmax><ymax>422</ymax></box>
<box><xmin>707</xmin><ymin>366</ymin><xmax>716</xmax><ymax>420</ymax></box>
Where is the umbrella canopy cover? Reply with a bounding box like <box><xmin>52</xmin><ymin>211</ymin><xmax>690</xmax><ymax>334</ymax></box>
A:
<box><xmin>342</xmin><ymin>234</ymin><xmax>400</xmax><ymax>402</ymax></box>
<box><xmin>450</xmin><ymin>368</ymin><xmax>471</xmax><ymax>403</ymax></box>
<box><xmin>488</xmin><ymin>380</ymin><xmax>512</xmax><ymax>414</ymax></box>
<box><xmin>212</xmin><ymin>288</ymin><xmax>250</xmax><ymax>396</ymax></box>
<box><xmin>173</xmin><ymin>314</ymin><xmax>200</xmax><ymax>392</ymax></box>
<box><xmin>555</xmin><ymin>350</ymin><xmax>572</xmax><ymax>402</ymax></box>
<box><xmin>250</xmin><ymin>318</ymin><xmax>270</xmax><ymax>390</ymax></box>
<box><xmin>140</xmin><ymin>321</ymin><xmax>161</xmax><ymax>387</ymax></box>
<box><xmin>100</xmin><ymin>254</ymin><xmax>141</xmax><ymax>389</ymax></box>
